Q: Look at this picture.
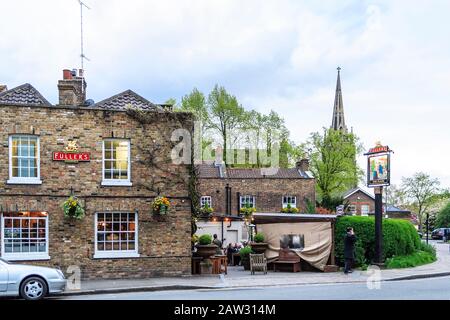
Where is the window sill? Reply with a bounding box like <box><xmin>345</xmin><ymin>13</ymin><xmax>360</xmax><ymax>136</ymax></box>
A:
<box><xmin>1</xmin><ymin>254</ymin><xmax>50</xmax><ymax>261</ymax></box>
<box><xmin>93</xmin><ymin>252</ymin><xmax>140</xmax><ymax>259</ymax></box>
<box><xmin>7</xmin><ymin>179</ymin><xmax>42</xmax><ymax>185</ymax></box>
<box><xmin>101</xmin><ymin>181</ymin><xmax>132</xmax><ymax>187</ymax></box>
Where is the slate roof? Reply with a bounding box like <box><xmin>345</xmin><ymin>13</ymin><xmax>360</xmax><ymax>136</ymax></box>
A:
<box><xmin>91</xmin><ymin>89</ymin><xmax>159</xmax><ymax>111</ymax></box>
<box><xmin>196</xmin><ymin>161</ymin><xmax>221</xmax><ymax>178</ymax></box>
<box><xmin>386</xmin><ymin>205</ymin><xmax>410</xmax><ymax>213</ymax></box>
<box><xmin>196</xmin><ymin>162</ymin><xmax>313</xmax><ymax>179</ymax></box>
<box><xmin>0</xmin><ymin>83</ymin><xmax>52</xmax><ymax>107</ymax></box>
<box><xmin>343</xmin><ymin>187</ymin><xmax>375</xmax><ymax>200</ymax></box>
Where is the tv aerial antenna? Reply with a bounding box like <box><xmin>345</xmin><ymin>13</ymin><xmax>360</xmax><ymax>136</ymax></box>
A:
<box><xmin>78</xmin><ymin>0</ymin><xmax>90</xmax><ymax>92</ymax></box>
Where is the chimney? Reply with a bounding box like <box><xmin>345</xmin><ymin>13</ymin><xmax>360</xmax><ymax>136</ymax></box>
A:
<box><xmin>296</xmin><ymin>158</ymin><xmax>310</xmax><ymax>172</ymax></box>
<box><xmin>58</xmin><ymin>68</ymin><xmax>87</xmax><ymax>106</ymax></box>
<box><xmin>0</xmin><ymin>85</ymin><xmax>7</xmax><ymax>93</ymax></box>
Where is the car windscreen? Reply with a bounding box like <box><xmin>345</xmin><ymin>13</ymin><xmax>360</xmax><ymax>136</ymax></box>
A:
<box><xmin>0</xmin><ymin>258</ymin><xmax>10</xmax><ymax>264</ymax></box>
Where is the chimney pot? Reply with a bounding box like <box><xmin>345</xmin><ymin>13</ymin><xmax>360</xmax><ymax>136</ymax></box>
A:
<box><xmin>63</xmin><ymin>69</ymin><xmax>72</xmax><ymax>80</ymax></box>
<box><xmin>296</xmin><ymin>158</ymin><xmax>310</xmax><ymax>172</ymax></box>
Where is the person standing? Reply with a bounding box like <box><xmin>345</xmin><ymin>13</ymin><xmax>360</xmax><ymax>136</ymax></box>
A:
<box><xmin>212</xmin><ymin>234</ymin><xmax>223</xmax><ymax>255</ymax></box>
<box><xmin>344</xmin><ymin>227</ymin><xmax>357</xmax><ymax>274</ymax></box>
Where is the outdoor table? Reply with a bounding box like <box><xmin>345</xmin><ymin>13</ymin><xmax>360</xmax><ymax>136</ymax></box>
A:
<box><xmin>215</xmin><ymin>255</ymin><xmax>228</xmax><ymax>274</ymax></box>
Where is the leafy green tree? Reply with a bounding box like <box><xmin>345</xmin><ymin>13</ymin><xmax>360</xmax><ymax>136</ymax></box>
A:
<box><xmin>179</xmin><ymin>88</ymin><xmax>209</xmax><ymax>133</ymax></box>
<box><xmin>207</xmin><ymin>85</ymin><xmax>246</xmax><ymax>164</ymax></box>
<box><xmin>401</xmin><ymin>172</ymin><xmax>441</xmax><ymax>232</ymax></box>
<box><xmin>164</xmin><ymin>98</ymin><xmax>178</xmax><ymax>108</ymax></box>
<box><xmin>307</xmin><ymin>128</ymin><xmax>363</xmax><ymax>210</ymax></box>
<box><xmin>436</xmin><ymin>201</ymin><xmax>450</xmax><ymax>228</ymax></box>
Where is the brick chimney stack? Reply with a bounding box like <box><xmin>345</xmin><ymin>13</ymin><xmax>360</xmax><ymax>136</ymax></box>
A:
<box><xmin>296</xmin><ymin>158</ymin><xmax>310</xmax><ymax>172</ymax></box>
<box><xmin>0</xmin><ymin>84</ymin><xmax>7</xmax><ymax>93</ymax></box>
<box><xmin>58</xmin><ymin>69</ymin><xmax>87</xmax><ymax>106</ymax></box>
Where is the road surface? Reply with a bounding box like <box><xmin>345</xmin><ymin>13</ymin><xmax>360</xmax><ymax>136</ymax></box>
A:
<box><xmin>58</xmin><ymin>275</ymin><xmax>450</xmax><ymax>300</ymax></box>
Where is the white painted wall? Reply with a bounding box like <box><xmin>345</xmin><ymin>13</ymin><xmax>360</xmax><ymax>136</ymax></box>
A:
<box><xmin>196</xmin><ymin>221</ymin><xmax>248</xmax><ymax>247</ymax></box>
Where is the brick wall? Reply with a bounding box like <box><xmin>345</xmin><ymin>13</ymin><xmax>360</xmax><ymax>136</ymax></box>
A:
<box><xmin>0</xmin><ymin>105</ymin><xmax>193</xmax><ymax>279</ymax></box>
<box><xmin>198</xmin><ymin>177</ymin><xmax>315</xmax><ymax>215</ymax></box>
<box><xmin>345</xmin><ymin>191</ymin><xmax>375</xmax><ymax>215</ymax></box>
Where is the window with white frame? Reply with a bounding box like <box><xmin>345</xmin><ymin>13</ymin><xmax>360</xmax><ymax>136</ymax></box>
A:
<box><xmin>361</xmin><ymin>205</ymin><xmax>370</xmax><ymax>216</ymax></box>
<box><xmin>200</xmin><ymin>196</ymin><xmax>212</xmax><ymax>208</ymax></box>
<box><xmin>102</xmin><ymin>139</ymin><xmax>131</xmax><ymax>186</ymax></box>
<box><xmin>1</xmin><ymin>212</ymin><xmax>49</xmax><ymax>261</ymax></box>
<box><xmin>348</xmin><ymin>205</ymin><xmax>357</xmax><ymax>215</ymax></box>
<box><xmin>282</xmin><ymin>196</ymin><xmax>297</xmax><ymax>208</ymax></box>
<box><xmin>94</xmin><ymin>212</ymin><xmax>139</xmax><ymax>258</ymax></box>
<box><xmin>240</xmin><ymin>195</ymin><xmax>255</xmax><ymax>209</ymax></box>
<box><xmin>8</xmin><ymin>135</ymin><xmax>41</xmax><ymax>184</ymax></box>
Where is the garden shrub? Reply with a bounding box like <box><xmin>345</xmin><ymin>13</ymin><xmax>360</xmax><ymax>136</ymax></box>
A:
<box><xmin>335</xmin><ymin>216</ymin><xmax>422</xmax><ymax>266</ymax></box>
<box><xmin>254</xmin><ymin>232</ymin><xmax>265</xmax><ymax>243</ymax></box>
<box><xmin>385</xmin><ymin>251</ymin><xmax>437</xmax><ymax>269</ymax></box>
<box><xmin>198</xmin><ymin>234</ymin><xmax>212</xmax><ymax>245</ymax></box>
<box><xmin>418</xmin><ymin>241</ymin><xmax>436</xmax><ymax>256</ymax></box>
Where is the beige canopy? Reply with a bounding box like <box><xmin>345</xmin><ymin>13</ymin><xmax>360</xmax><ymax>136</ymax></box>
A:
<box><xmin>255</xmin><ymin>214</ymin><xmax>336</xmax><ymax>271</ymax></box>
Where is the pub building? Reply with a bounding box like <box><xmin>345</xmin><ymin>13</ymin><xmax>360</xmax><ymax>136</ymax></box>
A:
<box><xmin>0</xmin><ymin>69</ymin><xmax>194</xmax><ymax>279</ymax></box>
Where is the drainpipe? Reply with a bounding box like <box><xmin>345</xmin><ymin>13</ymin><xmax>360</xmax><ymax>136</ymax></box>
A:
<box><xmin>236</xmin><ymin>192</ymin><xmax>241</xmax><ymax>216</ymax></box>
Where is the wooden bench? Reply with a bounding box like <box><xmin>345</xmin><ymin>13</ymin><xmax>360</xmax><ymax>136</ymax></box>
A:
<box><xmin>273</xmin><ymin>248</ymin><xmax>301</xmax><ymax>272</ymax></box>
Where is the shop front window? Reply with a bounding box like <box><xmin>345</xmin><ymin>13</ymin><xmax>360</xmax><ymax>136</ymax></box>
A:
<box><xmin>1</xmin><ymin>212</ymin><xmax>49</xmax><ymax>261</ymax></box>
<box><xmin>94</xmin><ymin>212</ymin><xmax>139</xmax><ymax>259</ymax></box>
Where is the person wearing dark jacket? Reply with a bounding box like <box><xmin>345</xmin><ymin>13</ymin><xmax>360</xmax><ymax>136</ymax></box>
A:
<box><xmin>344</xmin><ymin>227</ymin><xmax>357</xmax><ymax>274</ymax></box>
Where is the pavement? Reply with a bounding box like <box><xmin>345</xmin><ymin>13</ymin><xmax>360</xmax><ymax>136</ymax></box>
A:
<box><xmin>59</xmin><ymin>240</ymin><xmax>450</xmax><ymax>297</ymax></box>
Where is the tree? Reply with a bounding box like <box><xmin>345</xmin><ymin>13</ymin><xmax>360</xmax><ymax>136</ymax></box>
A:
<box><xmin>384</xmin><ymin>184</ymin><xmax>408</xmax><ymax>207</ymax></box>
<box><xmin>308</xmin><ymin>128</ymin><xmax>363</xmax><ymax>210</ymax></box>
<box><xmin>179</xmin><ymin>88</ymin><xmax>209</xmax><ymax>133</ymax></box>
<box><xmin>401</xmin><ymin>172</ymin><xmax>441</xmax><ymax>232</ymax></box>
<box><xmin>436</xmin><ymin>201</ymin><xmax>450</xmax><ymax>228</ymax></box>
<box><xmin>164</xmin><ymin>98</ymin><xmax>178</xmax><ymax>108</ymax></box>
<box><xmin>207</xmin><ymin>85</ymin><xmax>246</xmax><ymax>164</ymax></box>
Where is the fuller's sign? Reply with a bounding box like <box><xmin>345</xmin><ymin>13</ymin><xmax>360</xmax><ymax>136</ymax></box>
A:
<box><xmin>53</xmin><ymin>140</ymin><xmax>90</xmax><ymax>163</ymax></box>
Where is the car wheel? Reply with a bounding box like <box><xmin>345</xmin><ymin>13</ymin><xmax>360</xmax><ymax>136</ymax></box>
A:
<box><xmin>20</xmin><ymin>277</ymin><xmax>47</xmax><ymax>300</ymax></box>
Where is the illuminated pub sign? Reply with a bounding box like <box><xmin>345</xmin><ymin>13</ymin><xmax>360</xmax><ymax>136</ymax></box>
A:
<box><xmin>364</xmin><ymin>142</ymin><xmax>392</xmax><ymax>188</ymax></box>
<box><xmin>53</xmin><ymin>141</ymin><xmax>90</xmax><ymax>163</ymax></box>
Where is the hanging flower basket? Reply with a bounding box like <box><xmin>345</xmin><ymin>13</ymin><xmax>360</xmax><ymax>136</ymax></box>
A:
<box><xmin>240</xmin><ymin>204</ymin><xmax>256</xmax><ymax>219</ymax></box>
<box><xmin>62</xmin><ymin>196</ymin><xmax>85</xmax><ymax>220</ymax></box>
<box><xmin>152</xmin><ymin>196</ymin><xmax>171</xmax><ymax>215</ymax></box>
<box><xmin>199</xmin><ymin>203</ymin><xmax>214</xmax><ymax>217</ymax></box>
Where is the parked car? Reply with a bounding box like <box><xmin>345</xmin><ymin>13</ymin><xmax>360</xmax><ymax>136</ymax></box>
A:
<box><xmin>0</xmin><ymin>258</ymin><xmax>66</xmax><ymax>300</ymax></box>
<box><xmin>431</xmin><ymin>228</ymin><xmax>450</xmax><ymax>240</ymax></box>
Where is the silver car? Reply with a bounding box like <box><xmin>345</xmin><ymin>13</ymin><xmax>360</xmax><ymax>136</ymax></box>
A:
<box><xmin>0</xmin><ymin>258</ymin><xmax>66</xmax><ymax>300</ymax></box>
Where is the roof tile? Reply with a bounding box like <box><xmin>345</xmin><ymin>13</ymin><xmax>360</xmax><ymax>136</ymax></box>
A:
<box><xmin>0</xmin><ymin>83</ymin><xmax>52</xmax><ymax>107</ymax></box>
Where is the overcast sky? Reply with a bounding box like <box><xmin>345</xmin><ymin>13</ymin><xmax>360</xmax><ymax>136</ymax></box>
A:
<box><xmin>1</xmin><ymin>0</ymin><xmax>449</xmax><ymax>188</ymax></box>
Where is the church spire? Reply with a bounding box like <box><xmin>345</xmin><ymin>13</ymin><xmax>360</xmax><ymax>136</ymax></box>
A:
<box><xmin>331</xmin><ymin>67</ymin><xmax>348</xmax><ymax>133</ymax></box>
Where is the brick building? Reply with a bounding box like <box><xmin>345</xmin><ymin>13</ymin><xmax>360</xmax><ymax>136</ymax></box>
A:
<box><xmin>342</xmin><ymin>187</ymin><xmax>375</xmax><ymax>216</ymax></box>
<box><xmin>195</xmin><ymin>159</ymin><xmax>315</xmax><ymax>245</ymax></box>
<box><xmin>0</xmin><ymin>69</ymin><xmax>194</xmax><ymax>279</ymax></box>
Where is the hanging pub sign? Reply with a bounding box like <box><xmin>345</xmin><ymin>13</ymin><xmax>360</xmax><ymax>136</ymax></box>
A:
<box><xmin>53</xmin><ymin>140</ymin><xmax>90</xmax><ymax>163</ymax></box>
<box><xmin>364</xmin><ymin>142</ymin><xmax>393</xmax><ymax>188</ymax></box>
